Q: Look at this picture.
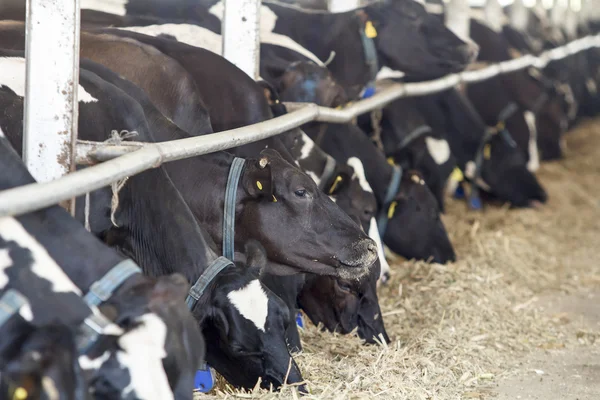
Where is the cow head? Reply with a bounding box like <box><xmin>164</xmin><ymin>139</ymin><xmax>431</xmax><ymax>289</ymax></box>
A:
<box><xmin>380</xmin><ymin>98</ymin><xmax>456</xmax><ymax>211</ymax></box>
<box><xmin>363</xmin><ymin>0</ymin><xmax>478</xmax><ymax>78</ymax></box>
<box><xmin>238</xmin><ymin>149</ymin><xmax>378</xmax><ymax>279</ymax></box>
<box><xmin>477</xmin><ymin>134</ymin><xmax>548</xmax><ymax>208</ymax></box>
<box><xmin>274</xmin><ymin>61</ymin><xmax>347</xmax><ymax>107</ymax></box>
<box><xmin>3</xmin><ymin>326</ymin><xmax>83</xmax><ymax>400</ymax></box>
<box><xmin>383</xmin><ymin>170</ymin><xmax>456</xmax><ymax>263</ymax></box>
<box><xmin>194</xmin><ymin>251</ymin><xmax>304</xmax><ymax>391</ymax></box>
<box><xmin>298</xmin><ymin>257</ymin><xmax>390</xmax><ymax>345</ymax></box>
<box><xmin>81</xmin><ymin>274</ymin><xmax>201</xmax><ymax>400</ymax></box>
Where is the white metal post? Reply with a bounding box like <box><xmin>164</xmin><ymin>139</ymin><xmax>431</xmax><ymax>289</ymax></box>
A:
<box><xmin>328</xmin><ymin>0</ymin><xmax>360</xmax><ymax>12</ymax></box>
<box><xmin>551</xmin><ymin>0</ymin><xmax>569</xmax><ymax>30</ymax></box>
<box><xmin>222</xmin><ymin>0</ymin><xmax>261</xmax><ymax>80</ymax></box>
<box><xmin>445</xmin><ymin>0</ymin><xmax>471</xmax><ymax>42</ymax></box>
<box><xmin>484</xmin><ymin>0</ymin><xmax>506</xmax><ymax>33</ymax></box>
<box><xmin>510</xmin><ymin>0</ymin><xmax>530</xmax><ymax>32</ymax></box>
<box><xmin>24</xmin><ymin>0</ymin><xmax>80</xmax><ymax>212</ymax></box>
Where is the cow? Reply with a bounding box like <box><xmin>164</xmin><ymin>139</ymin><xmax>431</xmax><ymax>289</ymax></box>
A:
<box><xmin>0</xmin><ymin>21</ymin><xmax>378</xmax><ymax>281</ymax></box>
<box><xmin>0</xmin><ymin>55</ymin><xmax>310</xmax><ymax>391</ymax></box>
<box><xmin>0</xmin><ymin>123</ymin><xmax>204</xmax><ymax>399</ymax></box>
<box><xmin>468</xmin><ymin>18</ymin><xmax>569</xmax><ymax>162</ymax></box>
<box><xmin>307</xmin><ymin>122</ymin><xmax>456</xmax><ymax>264</ymax></box>
<box><xmin>79</xmin><ymin>0</ymin><xmax>477</xmax><ymax>99</ymax></box>
<box><xmin>414</xmin><ymin>88</ymin><xmax>548</xmax><ymax>208</ymax></box>
<box><xmin>60</xmin><ymin>16</ymin><xmax>391</xmax><ymax>346</ymax></box>
<box><xmin>364</xmin><ymin>94</ymin><xmax>458</xmax><ymax>211</ymax></box>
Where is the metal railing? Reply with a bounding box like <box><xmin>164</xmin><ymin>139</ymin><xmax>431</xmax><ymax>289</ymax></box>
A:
<box><xmin>1</xmin><ymin>34</ymin><xmax>599</xmax><ymax>218</ymax></box>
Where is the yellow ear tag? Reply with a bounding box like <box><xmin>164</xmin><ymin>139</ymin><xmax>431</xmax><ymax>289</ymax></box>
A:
<box><xmin>365</xmin><ymin>20</ymin><xmax>378</xmax><ymax>39</ymax></box>
<box><xmin>495</xmin><ymin>121</ymin><xmax>505</xmax><ymax>131</ymax></box>
<box><xmin>483</xmin><ymin>143</ymin><xmax>492</xmax><ymax>160</ymax></box>
<box><xmin>387</xmin><ymin>201</ymin><xmax>398</xmax><ymax>219</ymax></box>
<box><xmin>256</xmin><ymin>181</ymin><xmax>263</xmax><ymax>191</ymax></box>
<box><xmin>450</xmin><ymin>167</ymin><xmax>464</xmax><ymax>183</ymax></box>
<box><xmin>328</xmin><ymin>175</ymin><xmax>343</xmax><ymax>195</ymax></box>
<box><xmin>272</xmin><ymin>195</ymin><xmax>278</xmax><ymax>202</ymax></box>
<box><xmin>387</xmin><ymin>157</ymin><xmax>396</xmax><ymax>166</ymax></box>
<box><xmin>13</xmin><ymin>387</ymin><xmax>28</xmax><ymax>400</ymax></box>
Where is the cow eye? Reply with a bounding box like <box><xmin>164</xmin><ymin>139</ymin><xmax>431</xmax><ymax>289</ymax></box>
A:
<box><xmin>336</xmin><ymin>280</ymin><xmax>353</xmax><ymax>293</ymax></box>
<box><xmin>294</xmin><ymin>189</ymin><xmax>307</xmax><ymax>198</ymax></box>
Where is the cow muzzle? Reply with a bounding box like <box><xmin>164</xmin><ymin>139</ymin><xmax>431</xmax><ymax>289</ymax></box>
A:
<box><xmin>336</xmin><ymin>238</ymin><xmax>378</xmax><ymax>280</ymax></box>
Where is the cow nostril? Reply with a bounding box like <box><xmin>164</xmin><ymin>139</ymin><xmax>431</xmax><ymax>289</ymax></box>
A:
<box><xmin>367</xmin><ymin>243</ymin><xmax>377</xmax><ymax>254</ymax></box>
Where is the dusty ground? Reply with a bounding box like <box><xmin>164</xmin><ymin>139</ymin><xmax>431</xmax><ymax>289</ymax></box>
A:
<box><xmin>196</xmin><ymin>118</ymin><xmax>600</xmax><ymax>399</ymax></box>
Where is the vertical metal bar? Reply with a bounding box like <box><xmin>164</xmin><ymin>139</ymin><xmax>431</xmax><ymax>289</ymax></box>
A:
<box><xmin>445</xmin><ymin>0</ymin><xmax>471</xmax><ymax>42</ymax></box>
<box><xmin>328</xmin><ymin>0</ymin><xmax>360</xmax><ymax>12</ymax></box>
<box><xmin>24</xmin><ymin>0</ymin><xmax>80</xmax><ymax>214</ymax></box>
<box><xmin>510</xmin><ymin>0</ymin><xmax>530</xmax><ymax>31</ymax></box>
<box><xmin>222</xmin><ymin>0</ymin><xmax>261</xmax><ymax>80</ymax></box>
<box><xmin>484</xmin><ymin>0</ymin><xmax>505</xmax><ymax>33</ymax></box>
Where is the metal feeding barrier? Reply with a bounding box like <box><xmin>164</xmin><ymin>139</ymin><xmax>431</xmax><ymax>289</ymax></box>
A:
<box><xmin>1</xmin><ymin>32</ymin><xmax>599</xmax><ymax>218</ymax></box>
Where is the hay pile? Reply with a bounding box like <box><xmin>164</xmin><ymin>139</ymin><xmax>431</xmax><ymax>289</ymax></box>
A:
<box><xmin>196</xmin><ymin>119</ymin><xmax>600</xmax><ymax>399</ymax></box>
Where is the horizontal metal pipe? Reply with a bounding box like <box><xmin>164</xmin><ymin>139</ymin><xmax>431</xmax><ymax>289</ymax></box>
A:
<box><xmin>1</xmin><ymin>34</ymin><xmax>598</xmax><ymax>217</ymax></box>
<box><xmin>0</xmin><ymin>105</ymin><xmax>318</xmax><ymax>217</ymax></box>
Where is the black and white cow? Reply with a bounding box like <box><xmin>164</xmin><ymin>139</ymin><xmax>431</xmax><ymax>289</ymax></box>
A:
<box><xmin>0</xmin><ymin>55</ymin><xmax>310</xmax><ymax>390</ymax></box>
<box><xmin>468</xmin><ymin>18</ymin><xmax>569</xmax><ymax>162</ymax></box>
<box><xmin>308</xmin><ymin>122</ymin><xmax>456</xmax><ymax>264</ymax></box>
<box><xmin>414</xmin><ymin>88</ymin><xmax>548</xmax><ymax>208</ymax></box>
<box><xmin>0</xmin><ymin>122</ymin><xmax>204</xmax><ymax>399</ymax></box>
<box><xmin>371</xmin><ymin>94</ymin><xmax>457</xmax><ymax>211</ymax></box>
<box><xmin>0</xmin><ymin>21</ymin><xmax>378</xmax><ymax>281</ymax></box>
<box><xmin>79</xmin><ymin>0</ymin><xmax>477</xmax><ymax>99</ymax></box>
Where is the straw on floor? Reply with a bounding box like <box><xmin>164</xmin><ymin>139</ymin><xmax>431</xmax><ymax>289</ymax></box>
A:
<box><xmin>195</xmin><ymin>118</ymin><xmax>600</xmax><ymax>400</ymax></box>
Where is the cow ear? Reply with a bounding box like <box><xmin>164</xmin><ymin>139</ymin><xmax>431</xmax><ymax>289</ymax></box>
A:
<box><xmin>243</xmin><ymin>156</ymin><xmax>274</xmax><ymax>199</ymax></box>
<box><xmin>324</xmin><ymin>165</ymin><xmax>352</xmax><ymax>196</ymax></box>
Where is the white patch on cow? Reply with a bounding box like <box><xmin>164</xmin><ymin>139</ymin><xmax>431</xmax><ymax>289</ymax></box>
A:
<box><xmin>299</xmin><ymin>132</ymin><xmax>315</xmax><ymax>161</ymax></box>
<box><xmin>0</xmin><ymin>125</ymin><xmax>5</xmax><ymax>138</ymax></box>
<box><xmin>79</xmin><ymin>351</ymin><xmax>111</xmax><ymax>371</ymax></box>
<box><xmin>307</xmin><ymin>171</ymin><xmax>320</xmax><ymax>186</ymax></box>
<box><xmin>0</xmin><ymin>248</ymin><xmax>12</xmax><ymax>288</ymax></box>
<box><xmin>524</xmin><ymin>111</ymin><xmax>540</xmax><ymax>172</ymax></box>
<box><xmin>367</xmin><ymin>218</ymin><xmax>390</xmax><ymax>282</ymax></box>
<box><xmin>375</xmin><ymin>66</ymin><xmax>405</xmax><ymax>81</ymax></box>
<box><xmin>18</xmin><ymin>303</ymin><xmax>33</xmax><ymax>322</ymax></box>
<box><xmin>469</xmin><ymin>9</ymin><xmax>507</xmax><ymax>33</ymax></box>
<box><xmin>117</xmin><ymin>313</ymin><xmax>172</xmax><ymax>400</ymax></box>
<box><xmin>424</xmin><ymin>3</ymin><xmax>444</xmax><ymax>14</ymax></box>
<box><xmin>209</xmin><ymin>1</ymin><xmax>324</xmax><ymax>66</ymax></box>
<box><xmin>41</xmin><ymin>377</ymin><xmax>59</xmax><ymax>400</ymax></box>
<box><xmin>0</xmin><ymin>218</ymin><xmax>82</xmax><ymax>294</ymax></box>
<box><xmin>81</xmin><ymin>0</ymin><xmax>127</xmax><ymax>16</ymax></box>
<box><xmin>0</xmin><ymin>57</ymin><xmax>98</xmax><ymax>103</ymax></box>
<box><xmin>586</xmin><ymin>78</ymin><xmax>598</xmax><ymax>95</ymax></box>
<box><xmin>346</xmin><ymin>157</ymin><xmax>373</xmax><ymax>193</ymax></box>
<box><xmin>465</xmin><ymin>161</ymin><xmax>476</xmax><ymax>179</ymax></box>
<box><xmin>227</xmin><ymin>279</ymin><xmax>269</xmax><ymax>332</ymax></box>
<box><xmin>119</xmin><ymin>24</ymin><xmax>223</xmax><ymax>55</ymax></box>
<box><xmin>425</xmin><ymin>137</ymin><xmax>451</xmax><ymax>165</ymax></box>
<box><xmin>558</xmin><ymin>83</ymin><xmax>577</xmax><ymax>121</ymax></box>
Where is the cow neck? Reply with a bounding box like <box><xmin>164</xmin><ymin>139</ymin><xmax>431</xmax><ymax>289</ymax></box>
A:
<box><xmin>355</xmin><ymin>10</ymin><xmax>379</xmax><ymax>97</ymax></box>
<box><xmin>268</xmin><ymin>4</ymin><xmax>369</xmax><ymax>98</ymax></box>
<box><xmin>467</xmin><ymin>102</ymin><xmax>519</xmax><ymax>199</ymax></box>
<box><xmin>376</xmin><ymin>163</ymin><xmax>403</xmax><ymax>237</ymax></box>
